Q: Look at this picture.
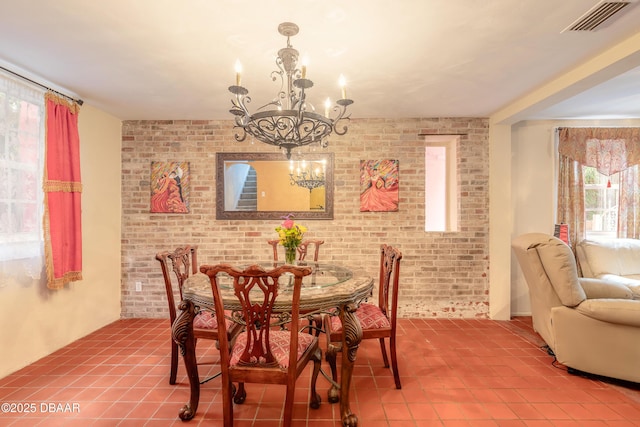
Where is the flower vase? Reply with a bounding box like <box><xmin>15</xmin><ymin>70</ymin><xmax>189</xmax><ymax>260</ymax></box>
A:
<box><xmin>284</xmin><ymin>246</ymin><xmax>297</xmax><ymax>264</ymax></box>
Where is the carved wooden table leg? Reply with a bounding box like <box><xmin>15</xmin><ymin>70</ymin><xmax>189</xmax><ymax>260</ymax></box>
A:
<box><xmin>339</xmin><ymin>301</ymin><xmax>363</xmax><ymax>426</ymax></box>
<box><xmin>171</xmin><ymin>299</ymin><xmax>200</xmax><ymax>421</ymax></box>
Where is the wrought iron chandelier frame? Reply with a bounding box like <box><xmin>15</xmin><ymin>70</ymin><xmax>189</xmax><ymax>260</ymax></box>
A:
<box><xmin>228</xmin><ymin>22</ymin><xmax>353</xmax><ymax>159</ymax></box>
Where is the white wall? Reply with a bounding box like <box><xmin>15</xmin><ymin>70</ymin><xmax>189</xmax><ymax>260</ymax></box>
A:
<box><xmin>489</xmin><ymin>123</ymin><xmax>513</xmax><ymax>320</ymax></box>
<box><xmin>510</xmin><ymin>121</ymin><xmax>557</xmax><ymax>315</ymax></box>
<box><xmin>509</xmin><ymin>118</ymin><xmax>640</xmax><ymax>315</ymax></box>
<box><xmin>0</xmin><ymin>104</ymin><xmax>122</xmax><ymax>378</ymax></box>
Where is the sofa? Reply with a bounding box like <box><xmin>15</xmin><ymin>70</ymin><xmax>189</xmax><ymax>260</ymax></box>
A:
<box><xmin>576</xmin><ymin>238</ymin><xmax>640</xmax><ymax>298</ymax></box>
<box><xmin>512</xmin><ymin>233</ymin><xmax>640</xmax><ymax>383</ymax></box>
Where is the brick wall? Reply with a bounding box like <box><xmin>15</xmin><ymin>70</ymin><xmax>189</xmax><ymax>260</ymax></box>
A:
<box><xmin>121</xmin><ymin>117</ymin><xmax>490</xmax><ymax>318</ymax></box>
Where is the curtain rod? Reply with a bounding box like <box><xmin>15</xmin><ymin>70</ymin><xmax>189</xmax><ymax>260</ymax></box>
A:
<box><xmin>0</xmin><ymin>65</ymin><xmax>84</xmax><ymax>106</ymax></box>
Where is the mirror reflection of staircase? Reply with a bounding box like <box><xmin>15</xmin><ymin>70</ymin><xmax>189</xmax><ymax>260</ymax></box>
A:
<box><xmin>236</xmin><ymin>167</ymin><xmax>257</xmax><ymax>210</ymax></box>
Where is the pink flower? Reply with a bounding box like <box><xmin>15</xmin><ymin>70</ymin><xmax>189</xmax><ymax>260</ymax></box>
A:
<box><xmin>282</xmin><ymin>218</ymin><xmax>294</xmax><ymax>229</ymax></box>
<box><xmin>281</xmin><ymin>213</ymin><xmax>295</xmax><ymax>229</ymax></box>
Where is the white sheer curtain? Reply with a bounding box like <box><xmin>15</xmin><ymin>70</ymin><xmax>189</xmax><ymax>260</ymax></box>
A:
<box><xmin>0</xmin><ymin>71</ymin><xmax>46</xmax><ymax>288</ymax></box>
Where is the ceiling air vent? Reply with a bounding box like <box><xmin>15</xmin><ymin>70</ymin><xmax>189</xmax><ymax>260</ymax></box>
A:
<box><xmin>562</xmin><ymin>0</ymin><xmax>636</xmax><ymax>32</ymax></box>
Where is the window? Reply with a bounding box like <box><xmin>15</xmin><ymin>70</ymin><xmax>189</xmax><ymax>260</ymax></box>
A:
<box><xmin>425</xmin><ymin>135</ymin><xmax>458</xmax><ymax>231</ymax></box>
<box><xmin>584</xmin><ymin>166</ymin><xmax>618</xmax><ymax>240</ymax></box>
<box><xmin>557</xmin><ymin>127</ymin><xmax>640</xmax><ymax>242</ymax></box>
<box><xmin>0</xmin><ymin>73</ymin><xmax>45</xmax><ymax>261</ymax></box>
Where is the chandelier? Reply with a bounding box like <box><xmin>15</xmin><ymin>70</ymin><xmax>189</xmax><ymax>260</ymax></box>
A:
<box><xmin>228</xmin><ymin>22</ymin><xmax>354</xmax><ymax>159</ymax></box>
<box><xmin>289</xmin><ymin>159</ymin><xmax>326</xmax><ymax>191</ymax></box>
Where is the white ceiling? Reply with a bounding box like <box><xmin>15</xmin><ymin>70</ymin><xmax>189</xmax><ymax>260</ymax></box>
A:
<box><xmin>1</xmin><ymin>0</ymin><xmax>640</xmax><ymax>122</ymax></box>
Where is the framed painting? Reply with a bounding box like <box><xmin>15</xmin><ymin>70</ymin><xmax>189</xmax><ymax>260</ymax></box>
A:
<box><xmin>150</xmin><ymin>161</ymin><xmax>190</xmax><ymax>213</ymax></box>
<box><xmin>360</xmin><ymin>159</ymin><xmax>399</xmax><ymax>212</ymax></box>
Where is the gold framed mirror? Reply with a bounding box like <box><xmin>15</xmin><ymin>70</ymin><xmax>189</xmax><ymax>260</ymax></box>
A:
<box><xmin>216</xmin><ymin>152</ymin><xmax>334</xmax><ymax>220</ymax></box>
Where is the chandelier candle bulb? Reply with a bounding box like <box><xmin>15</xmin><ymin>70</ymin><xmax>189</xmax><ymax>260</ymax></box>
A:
<box><xmin>234</xmin><ymin>60</ymin><xmax>242</xmax><ymax>86</ymax></box>
<box><xmin>324</xmin><ymin>98</ymin><xmax>331</xmax><ymax>118</ymax></box>
<box><xmin>339</xmin><ymin>75</ymin><xmax>347</xmax><ymax>99</ymax></box>
<box><xmin>301</xmin><ymin>55</ymin><xmax>308</xmax><ymax>79</ymax></box>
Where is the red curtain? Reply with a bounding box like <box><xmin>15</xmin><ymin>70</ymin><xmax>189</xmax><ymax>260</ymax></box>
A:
<box><xmin>43</xmin><ymin>93</ymin><xmax>82</xmax><ymax>289</ymax></box>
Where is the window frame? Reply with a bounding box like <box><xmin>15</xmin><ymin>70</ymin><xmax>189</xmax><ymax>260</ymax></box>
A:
<box><xmin>583</xmin><ymin>166</ymin><xmax>619</xmax><ymax>240</ymax></box>
<box><xmin>424</xmin><ymin>135</ymin><xmax>459</xmax><ymax>232</ymax></box>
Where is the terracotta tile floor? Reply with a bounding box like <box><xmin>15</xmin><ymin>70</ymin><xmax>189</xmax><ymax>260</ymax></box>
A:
<box><xmin>1</xmin><ymin>317</ymin><xmax>639</xmax><ymax>426</ymax></box>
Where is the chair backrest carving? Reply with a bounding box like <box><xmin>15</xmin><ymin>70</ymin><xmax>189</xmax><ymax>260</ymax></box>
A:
<box><xmin>202</xmin><ymin>263</ymin><xmax>312</xmax><ymax>368</ymax></box>
<box><xmin>155</xmin><ymin>245</ymin><xmax>198</xmax><ymax>322</ymax></box>
<box><xmin>378</xmin><ymin>244</ymin><xmax>402</xmax><ymax>322</ymax></box>
<box><xmin>267</xmin><ymin>239</ymin><xmax>324</xmax><ymax>262</ymax></box>
<box><xmin>267</xmin><ymin>240</ymin><xmax>280</xmax><ymax>262</ymax></box>
<box><xmin>297</xmin><ymin>240</ymin><xmax>324</xmax><ymax>261</ymax></box>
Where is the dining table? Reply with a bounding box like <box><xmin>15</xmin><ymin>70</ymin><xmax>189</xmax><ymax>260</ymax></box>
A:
<box><xmin>171</xmin><ymin>261</ymin><xmax>374</xmax><ymax>426</ymax></box>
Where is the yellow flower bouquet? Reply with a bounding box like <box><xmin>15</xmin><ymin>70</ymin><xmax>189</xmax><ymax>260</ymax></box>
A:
<box><xmin>275</xmin><ymin>214</ymin><xmax>307</xmax><ymax>263</ymax></box>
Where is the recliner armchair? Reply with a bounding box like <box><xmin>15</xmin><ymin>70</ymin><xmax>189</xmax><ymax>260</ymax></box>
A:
<box><xmin>512</xmin><ymin>233</ymin><xmax>640</xmax><ymax>383</ymax></box>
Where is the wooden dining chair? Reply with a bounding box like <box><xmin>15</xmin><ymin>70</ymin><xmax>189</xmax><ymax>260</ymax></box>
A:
<box><xmin>267</xmin><ymin>239</ymin><xmax>325</xmax><ymax>262</ymax></box>
<box><xmin>324</xmin><ymin>244</ymin><xmax>403</xmax><ymax>390</ymax></box>
<box><xmin>267</xmin><ymin>238</ymin><xmax>326</xmax><ymax>336</ymax></box>
<box><xmin>155</xmin><ymin>245</ymin><xmax>241</xmax><ymax>385</ymax></box>
<box><xmin>201</xmin><ymin>263</ymin><xmax>322</xmax><ymax>427</ymax></box>
<box><xmin>297</xmin><ymin>239</ymin><xmax>325</xmax><ymax>261</ymax></box>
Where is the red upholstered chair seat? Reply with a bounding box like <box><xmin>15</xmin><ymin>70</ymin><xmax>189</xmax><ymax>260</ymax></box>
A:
<box><xmin>193</xmin><ymin>310</ymin><xmax>235</xmax><ymax>330</ymax></box>
<box><xmin>324</xmin><ymin>244</ymin><xmax>403</xmax><ymax>390</ymax></box>
<box><xmin>230</xmin><ymin>330</ymin><xmax>316</xmax><ymax>368</ymax></box>
<box><xmin>328</xmin><ymin>303</ymin><xmax>391</xmax><ymax>331</ymax></box>
<box><xmin>193</xmin><ymin>311</ymin><xmax>216</xmax><ymax>329</ymax></box>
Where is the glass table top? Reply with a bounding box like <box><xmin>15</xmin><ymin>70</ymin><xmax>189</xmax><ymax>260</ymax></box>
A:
<box><xmin>183</xmin><ymin>263</ymin><xmax>372</xmax><ymax>313</ymax></box>
<box><xmin>187</xmin><ymin>262</ymin><xmax>353</xmax><ymax>292</ymax></box>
